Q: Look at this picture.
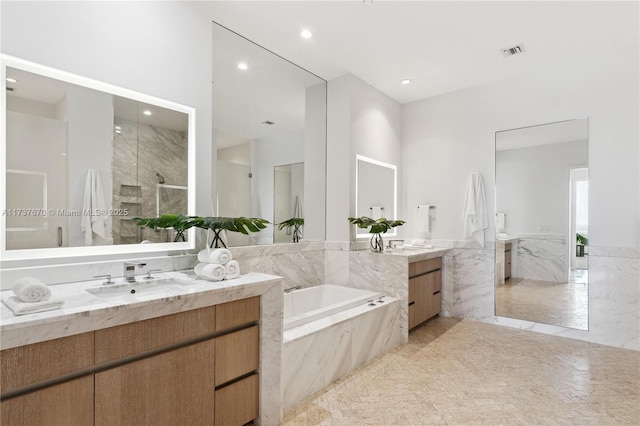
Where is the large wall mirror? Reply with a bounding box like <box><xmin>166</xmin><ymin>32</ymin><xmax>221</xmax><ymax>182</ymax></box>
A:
<box><xmin>355</xmin><ymin>155</ymin><xmax>398</xmax><ymax>238</ymax></box>
<box><xmin>495</xmin><ymin>118</ymin><xmax>589</xmax><ymax>330</ymax></box>
<box><xmin>213</xmin><ymin>22</ymin><xmax>327</xmax><ymax>246</ymax></box>
<box><xmin>1</xmin><ymin>55</ymin><xmax>196</xmax><ymax>261</ymax></box>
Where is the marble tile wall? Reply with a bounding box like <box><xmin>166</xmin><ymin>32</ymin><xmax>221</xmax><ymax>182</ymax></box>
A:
<box><xmin>282</xmin><ymin>298</ymin><xmax>400</xmax><ymax>410</ymax></box>
<box><xmin>513</xmin><ymin>234</ymin><xmax>567</xmax><ymax>282</ymax></box>
<box><xmin>112</xmin><ymin>118</ymin><xmax>187</xmax><ymax>244</ymax></box>
<box><xmin>229</xmin><ymin>242</ymin><xmax>325</xmax><ymax>290</ymax></box>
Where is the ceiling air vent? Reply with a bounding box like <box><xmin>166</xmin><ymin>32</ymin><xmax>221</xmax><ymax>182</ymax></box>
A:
<box><xmin>501</xmin><ymin>44</ymin><xmax>525</xmax><ymax>58</ymax></box>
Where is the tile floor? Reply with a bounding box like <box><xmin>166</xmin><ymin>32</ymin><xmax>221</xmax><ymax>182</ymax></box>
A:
<box><xmin>284</xmin><ymin>317</ymin><xmax>639</xmax><ymax>425</ymax></box>
<box><xmin>496</xmin><ymin>275</ymin><xmax>588</xmax><ymax>330</ymax></box>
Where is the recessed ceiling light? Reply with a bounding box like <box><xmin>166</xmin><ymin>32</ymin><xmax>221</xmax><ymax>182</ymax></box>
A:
<box><xmin>143</xmin><ymin>110</ymin><xmax>152</xmax><ymax>116</ymax></box>
<box><xmin>6</xmin><ymin>77</ymin><xmax>18</xmax><ymax>84</ymax></box>
<box><xmin>401</xmin><ymin>79</ymin><xmax>412</xmax><ymax>85</ymax></box>
<box><xmin>300</xmin><ymin>29</ymin><xmax>312</xmax><ymax>39</ymax></box>
<box><xmin>238</xmin><ymin>62</ymin><xmax>248</xmax><ymax>70</ymax></box>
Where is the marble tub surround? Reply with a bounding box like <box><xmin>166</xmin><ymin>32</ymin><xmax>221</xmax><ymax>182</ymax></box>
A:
<box><xmin>0</xmin><ymin>270</ymin><xmax>284</xmax><ymax>424</ymax></box>
<box><xmin>348</xmin><ymin>246</ymin><xmax>449</xmax><ymax>343</ymax></box>
<box><xmin>229</xmin><ymin>241</ymin><xmax>325</xmax><ymax>290</ymax></box>
<box><xmin>282</xmin><ymin>296</ymin><xmax>400</xmax><ymax>410</ymax></box>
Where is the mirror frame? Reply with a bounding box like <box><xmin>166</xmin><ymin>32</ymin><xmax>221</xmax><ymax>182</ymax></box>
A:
<box><xmin>1</xmin><ymin>54</ymin><xmax>196</xmax><ymax>262</ymax></box>
<box><xmin>355</xmin><ymin>154</ymin><xmax>398</xmax><ymax>239</ymax></box>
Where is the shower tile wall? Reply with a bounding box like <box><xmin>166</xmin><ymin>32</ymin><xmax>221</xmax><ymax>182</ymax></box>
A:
<box><xmin>112</xmin><ymin>118</ymin><xmax>187</xmax><ymax>244</ymax></box>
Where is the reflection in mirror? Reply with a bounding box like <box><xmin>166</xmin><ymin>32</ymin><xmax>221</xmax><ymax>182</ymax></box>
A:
<box><xmin>355</xmin><ymin>155</ymin><xmax>397</xmax><ymax>238</ymax></box>
<box><xmin>274</xmin><ymin>163</ymin><xmax>304</xmax><ymax>243</ymax></box>
<box><xmin>2</xmin><ymin>56</ymin><xmax>195</xmax><ymax>260</ymax></box>
<box><xmin>213</xmin><ymin>22</ymin><xmax>326</xmax><ymax>246</ymax></box>
<box><xmin>495</xmin><ymin>118</ymin><xmax>589</xmax><ymax>330</ymax></box>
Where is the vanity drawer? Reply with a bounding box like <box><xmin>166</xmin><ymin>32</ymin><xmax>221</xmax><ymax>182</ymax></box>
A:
<box><xmin>215</xmin><ymin>373</ymin><xmax>259</xmax><ymax>426</ymax></box>
<box><xmin>1</xmin><ymin>332</ymin><xmax>94</xmax><ymax>393</ymax></box>
<box><xmin>215</xmin><ymin>296</ymin><xmax>260</xmax><ymax>331</ymax></box>
<box><xmin>95</xmin><ymin>305</ymin><xmax>216</xmax><ymax>364</ymax></box>
<box><xmin>215</xmin><ymin>325</ymin><xmax>260</xmax><ymax>386</ymax></box>
<box><xmin>409</xmin><ymin>257</ymin><xmax>442</xmax><ymax>278</ymax></box>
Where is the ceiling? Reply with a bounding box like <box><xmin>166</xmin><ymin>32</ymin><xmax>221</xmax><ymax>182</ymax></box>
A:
<box><xmin>209</xmin><ymin>1</ymin><xmax>639</xmax><ymax>104</ymax></box>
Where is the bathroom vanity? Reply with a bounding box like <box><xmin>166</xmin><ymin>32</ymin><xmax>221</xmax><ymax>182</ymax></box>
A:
<box><xmin>408</xmin><ymin>257</ymin><xmax>442</xmax><ymax>330</ymax></box>
<box><xmin>0</xmin><ymin>271</ymin><xmax>283</xmax><ymax>425</ymax></box>
<box><xmin>348</xmin><ymin>247</ymin><xmax>449</xmax><ymax>342</ymax></box>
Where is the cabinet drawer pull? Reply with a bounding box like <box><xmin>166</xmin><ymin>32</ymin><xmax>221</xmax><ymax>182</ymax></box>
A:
<box><xmin>408</xmin><ymin>301</ymin><xmax>415</xmax><ymax>306</ymax></box>
<box><xmin>433</xmin><ymin>290</ymin><xmax>441</xmax><ymax>295</ymax></box>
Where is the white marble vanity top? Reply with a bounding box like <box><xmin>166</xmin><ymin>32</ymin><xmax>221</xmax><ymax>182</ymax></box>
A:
<box><xmin>379</xmin><ymin>247</ymin><xmax>450</xmax><ymax>262</ymax></box>
<box><xmin>0</xmin><ymin>271</ymin><xmax>282</xmax><ymax>350</ymax></box>
<box><xmin>496</xmin><ymin>236</ymin><xmax>519</xmax><ymax>244</ymax></box>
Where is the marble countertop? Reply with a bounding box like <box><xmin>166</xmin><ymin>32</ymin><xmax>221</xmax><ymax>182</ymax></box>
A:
<box><xmin>354</xmin><ymin>247</ymin><xmax>450</xmax><ymax>262</ymax></box>
<box><xmin>0</xmin><ymin>270</ymin><xmax>282</xmax><ymax>350</ymax></box>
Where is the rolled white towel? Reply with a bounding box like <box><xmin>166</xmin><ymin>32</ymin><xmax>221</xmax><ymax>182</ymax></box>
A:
<box><xmin>197</xmin><ymin>249</ymin><xmax>212</xmax><ymax>263</ymax></box>
<box><xmin>13</xmin><ymin>277</ymin><xmax>51</xmax><ymax>303</ymax></box>
<box><xmin>224</xmin><ymin>260</ymin><xmax>240</xmax><ymax>280</ymax></box>
<box><xmin>195</xmin><ymin>263</ymin><xmax>226</xmax><ymax>282</ymax></box>
<box><xmin>209</xmin><ymin>248</ymin><xmax>232</xmax><ymax>264</ymax></box>
<box><xmin>197</xmin><ymin>248</ymin><xmax>232</xmax><ymax>264</ymax></box>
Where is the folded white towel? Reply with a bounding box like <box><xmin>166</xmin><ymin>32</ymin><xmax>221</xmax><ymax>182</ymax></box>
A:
<box><xmin>13</xmin><ymin>277</ymin><xmax>51</xmax><ymax>303</ymax></box>
<box><xmin>224</xmin><ymin>260</ymin><xmax>240</xmax><ymax>280</ymax></box>
<box><xmin>3</xmin><ymin>296</ymin><xmax>64</xmax><ymax>316</ymax></box>
<box><xmin>194</xmin><ymin>262</ymin><xmax>226</xmax><ymax>281</ymax></box>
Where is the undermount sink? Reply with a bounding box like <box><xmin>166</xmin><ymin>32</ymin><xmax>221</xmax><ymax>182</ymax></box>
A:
<box><xmin>85</xmin><ymin>278</ymin><xmax>191</xmax><ymax>301</ymax></box>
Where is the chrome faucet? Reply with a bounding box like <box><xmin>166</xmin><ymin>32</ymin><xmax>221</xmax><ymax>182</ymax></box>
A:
<box><xmin>124</xmin><ymin>262</ymin><xmax>147</xmax><ymax>283</ymax></box>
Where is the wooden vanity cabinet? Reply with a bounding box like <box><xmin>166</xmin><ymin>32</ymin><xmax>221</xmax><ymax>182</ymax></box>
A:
<box><xmin>408</xmin><ymin>257</ymin><xmax>442</xmax><ymax>330</ymax></box>
<box><xmin>504</xmin><ymin>243</ymin><xmax>512</xmax><ymax>280</ymax></box>
<box><xmin>1</xmin><ymin>332</ymin><xmax>95</xmax><ymax>425</ymax></box>
<box><xmin>1</xmin><ymin>296</ymin><xmax>261</xmax><ymax>426</ymax></box>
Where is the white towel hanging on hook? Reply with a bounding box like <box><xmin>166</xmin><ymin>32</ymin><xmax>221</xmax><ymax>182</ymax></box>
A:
<box><xmin>463</xmin><ymin>172</ymin><xmax>488</xmax><ymax>247</ymax></box>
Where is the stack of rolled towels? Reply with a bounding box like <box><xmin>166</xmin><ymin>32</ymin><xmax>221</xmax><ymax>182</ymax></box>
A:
<box><xmin>3</xmin><ymin>277</ymin><xmax>64</xmax><ymax>316</ymax></box>
<box><xmin>194</xmin><ymin>248</ymin><xmax>240</xmax><ymax>282</ymax></box>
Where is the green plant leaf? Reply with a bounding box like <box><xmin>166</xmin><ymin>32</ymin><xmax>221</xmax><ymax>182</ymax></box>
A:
<box><xmin>277</xmin><ymin>217</ymin><xmax>304</xmax><ymax>230</ymax></box>
<box><xmin>347</xmin><ymin>216</ymin><xmax>405</xmax><ymax>234</ymax></box>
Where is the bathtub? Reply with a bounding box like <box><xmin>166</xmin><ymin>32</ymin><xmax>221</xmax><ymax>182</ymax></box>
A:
<box><xmin>284</xmin><ymin>284</ymin><xmax>382</xmax><ymax>331</ymax></box>
<box><xmin>282</xmin><ymin>284</ymin><xmax>401</xmax><ymax>410</ymax></box>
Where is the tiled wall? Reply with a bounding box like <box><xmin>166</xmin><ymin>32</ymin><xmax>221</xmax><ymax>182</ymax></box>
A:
<box><xmin>112</xmin><ymin>118</ymin><xmax>187</xmax><ymax>244</ymax></box>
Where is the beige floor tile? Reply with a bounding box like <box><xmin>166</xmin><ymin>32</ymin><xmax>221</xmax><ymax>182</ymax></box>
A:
<box><xmin>283</xmin><ymin>317</ymin><xmax>640</xmax><ymax>425</ymax></box>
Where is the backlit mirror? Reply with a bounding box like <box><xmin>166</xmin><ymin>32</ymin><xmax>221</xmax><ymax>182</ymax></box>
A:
<box><xmin>355</xmin><ymin>155</ymin><xmax>398</xmax><ymax>238</ymax></box>
<box><xmin>495</xmin><ymin>118</ymin><xmax>588</xmax><ymax>330</ymax></box>
<box><xmin>213</xmin><ymin>22</ymin><xmax>326</xmax><ymax>246</ymax></box>
<box><xmin>1</xmin><ymin>55</ymin><xmax>195</xmax><ymax>261</ymax></box>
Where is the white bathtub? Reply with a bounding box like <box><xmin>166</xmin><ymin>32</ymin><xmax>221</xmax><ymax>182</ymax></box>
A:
<box><xmin>282</xmin><ymin>284</ymin><xmax>401</xmax><ymax>410</ymax></box>
<box><xmin>284</xmin><ymin>284</ymin><xmax>382</xmax><ymax>331</ymax></box>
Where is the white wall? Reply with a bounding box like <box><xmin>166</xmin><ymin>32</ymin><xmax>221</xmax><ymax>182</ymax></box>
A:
<box><xmin>251</xmin><ymin>130</ymin><xmax>305</xmax><ymax>244</ymax></box>
<box><xmin>403</xmin><ymin>51</ymin><xmax>639</xmax><ymax>249</ymax></box>
<box><xmin>1</xmin><ymin>0</ymin><xmax>214</xmax><ymax>223</ymax></box>
<box><xmin>66</xmin><ymin>85</ymin><xmax>113</xmax><ymax>247</ymax></box>
<box><xmin>326</xmin><ymin>74</ymin><xmax>403</xmax><ymax>242</ymax></box>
